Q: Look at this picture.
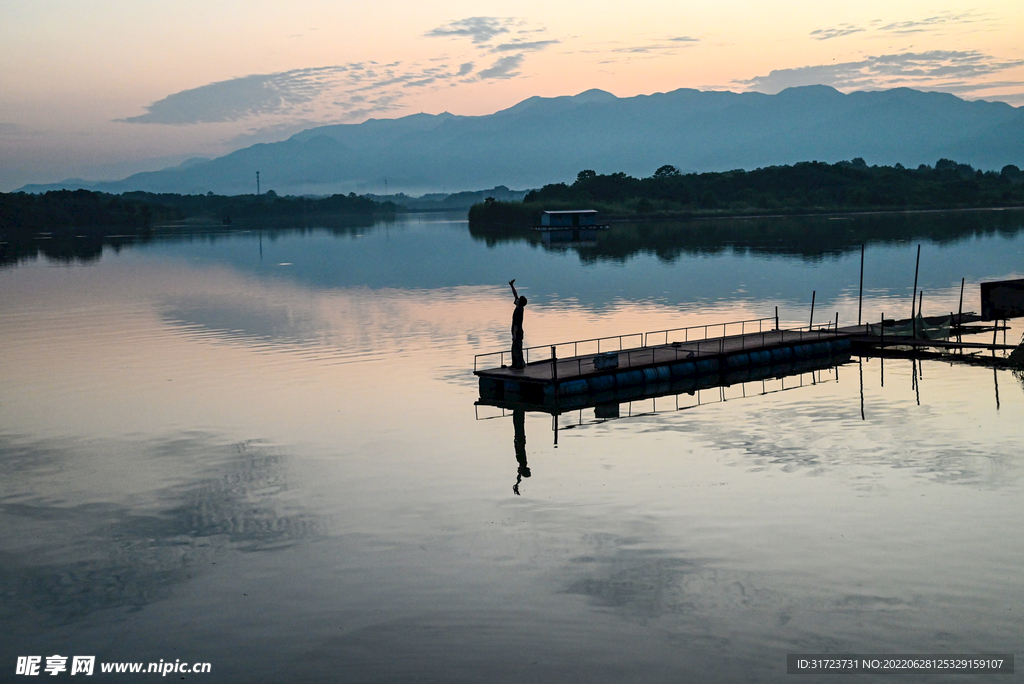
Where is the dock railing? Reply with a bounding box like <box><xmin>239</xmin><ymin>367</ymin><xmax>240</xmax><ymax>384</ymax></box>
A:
<box><xmin>642</xmin><ymin>316</ymin><xmax>777</xmax><ymax>348</ymax></box>
<box><xmin>473</xmin><ymin>315</ymin><xmax>844</xmax><ymax>373</ymax></box>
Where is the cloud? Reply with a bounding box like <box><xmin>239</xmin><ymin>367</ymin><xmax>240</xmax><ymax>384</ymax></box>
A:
<box><xmin>879</xmin><ymin>11</ymin><xmax>982</xmax><ymax>33</ymax></box>
<box><xmin>425</xmin><ymin>17</ymin><xmax>519</xmax><ymax>44</ymax></box>
<box><xmin>118</xmin><ymin>61</ymin><xmax>476</xmax><ymax>126</ymax></box>
<box><xmin>584</xmin><ymin>35</ymin><xmax>701</xmax><ymax>58</ymax></box>
<box><xmin>119</xmin><ymin>67</ymin><xmax>347</xmax><ymax>124</ymax></box>
<box><xmin>425</xmin><ymin>17</ymin><xmax>558</xmax><ymax>82</ymax></box>
<box><xmin>810</xmin><ymin>24</ymin><xmax>865</xmax><ymax>41</ymax></box>
<box><xmin>811</xmin><ymin>11</ymin><xmax>987</xmax><ymax>41</ymax></box>
<box><xmin>612</xmin><ymin>44</ymin><xmax>678</xmax><ymax>54</ymax></box>
<box><xmin>118</xmin><ymin>17</ymin><xmax>560</xmax><ymax>128</ymax></box>
<box><xmin>736</xmin><ymin>50</ymin><xmax>1024</xmax><ymax>98</ymax></box>
<box><xmin>491</xmin><ymin>39</ymin><xmax>560</xmax><ymax>53</ymax></box>
<box><xmin>478</xmin><ymin>55</ymin><xmax>525</xmax><ymax>80</ymax></box>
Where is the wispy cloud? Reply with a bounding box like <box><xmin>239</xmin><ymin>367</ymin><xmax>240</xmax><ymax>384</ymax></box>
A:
<box><xmin>811</xmin><ymin>10</ymin><xmax>988</xmax><ymax>41</ymax></box>
<box><xmin>425</xmin><ymin>16</ymin><xmax>558</xmax><ymax>82</ymax></box>
<box><xmin>118</xmin><ymin>61</ymin><xmax>472</xmax><ymax>126</ymax></box>
<box><xmin>810</xmin><ymin>24</ymin><xmax>865</xmax><ymax>41</ymax></box>
<box><xmin>118</xmin><ymin>16</ymin><xmax>561</xmax><ymax>130</ymax></box>
<box><xmin>585</xmin><ymin>35</ymin><xmax>701</xmax><ymax>58</ymax></box>
<box><xmin>120</xmin><ymin>67</ymin><xmax>344</xmax><ymax>124</ymax></box>
<box><xmin>736</xmin><ymin>50</ymin><xmax>1024</xmax><ymax>99</ymax></box>
<box><xmin>477</xmin><ymin>55</ymin><xmax>525</xmax><ymax>80</ymax></box>
<box><xmin>878</xmin><ymin>11</ymin><xmax>983</xmax><ymax>33</ymax></box>
<box><xmin>491</xmin><ymin>39</ymin><xmax>560</xmax><ymax>53</ymax></box>
<box><xmin>425</xmin><ymin>17</ymin><xmax>519</xmax><ymax>44</ymax></box>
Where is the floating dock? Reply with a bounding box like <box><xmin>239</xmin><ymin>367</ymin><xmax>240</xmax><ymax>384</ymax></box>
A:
<box><xmin>475</xmin><ymin>312</ymin><xmax>1013</xmax><ymax>411</ymax></box>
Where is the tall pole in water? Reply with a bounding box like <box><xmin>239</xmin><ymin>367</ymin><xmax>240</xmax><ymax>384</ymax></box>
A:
<box><xmin>858</xmin><ymin>244</ymin><xmax>865</xmax><ymax>327</ymax></box>
<box><xmin>809</xmin><ymin>291</ymin><xmax>816</xmax><ymax>330</ymax></box>
<box><xmin>256</xmin><ymin>171</ymin><xmax>260</xmax><ymax>196</ymax></box>
<box><xmin>911</xmin><ymin>244</ymin><xmax>921</xmax><ymax>338</ymax></box>
<box><xmin>957</xmin><ymin>277</ymin><xmax>965</xmax><ymax>326</ymax></box>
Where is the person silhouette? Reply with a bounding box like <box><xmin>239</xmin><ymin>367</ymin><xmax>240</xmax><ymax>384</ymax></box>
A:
<box><xmin>512</xmin><ymin>408</ymin><xmax>531</xmax><ymax>495</ymax></box>
<box><xmin>509</xmin><ymin>279</ymin><xmax>527</xmax><ymax>370</ymax></box>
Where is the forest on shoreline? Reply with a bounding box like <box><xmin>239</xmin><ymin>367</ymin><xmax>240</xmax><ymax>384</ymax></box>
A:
<box><xmin>0</xmin><ymin>189</ymin><xmax>394</xmax><ymax>266</ymax></box>
<box><xmin>0</xmin><ymin>189</ymin><xmax>394</xmax><ymax>233</ymax></box>
<box><xmin>469</xmin><ymin>159</ymin><xmax>1024</xmax><ymax>227</ymax></box>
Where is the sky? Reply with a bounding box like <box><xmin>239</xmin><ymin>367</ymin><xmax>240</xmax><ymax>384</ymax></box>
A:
<box><xmin>2</xmin><ymin>0</ymin><xmax>1023</xmax><ymax>191</ymax></box>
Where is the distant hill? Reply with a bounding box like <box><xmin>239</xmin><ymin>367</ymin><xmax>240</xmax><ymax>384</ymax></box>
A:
<box><xmin>367</xmin><ymin>185</ymin><xmax>529</xmax><ymax>210</ymax></box>
<box><xmin>19</xmin><ymin>85</ymin><xmax>1024</xmax><ymax>196</ymax></box>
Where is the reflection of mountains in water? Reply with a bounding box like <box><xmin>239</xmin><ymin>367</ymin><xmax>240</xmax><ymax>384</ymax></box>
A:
<box><xmin>0</xmin><ymin>215</ymin><xmax>378</xmax><ymax>268</ymax></box>
<box><xmin>0</xmin><ymin>437</ymin><xmax>316</xmax><ymax>624</ymax></box>
<box><xmin>468</xmin><ymin>208</ymin><xmax>1024</xmax><ymax>261</ymax></box>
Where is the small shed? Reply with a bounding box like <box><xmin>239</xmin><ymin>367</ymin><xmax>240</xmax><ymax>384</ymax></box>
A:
<box><xmin>533</xmin><ymin>210</ymin><xmax>609</xmax><ymax>243</ymax></box>
<box><xmin>540</xmin><ymin>210</ymin><xmax>600</xmax><ymax>228</ymax></box>
<box><xmin>981</xmin><ymin>278</ymin><xmax>1024</xmax><ymax>320</ymax></box>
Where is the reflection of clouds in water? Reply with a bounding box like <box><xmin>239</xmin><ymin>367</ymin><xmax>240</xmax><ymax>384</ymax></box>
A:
<box><xmin>156</xmin><ymin>283</ymin><xmax>492</xmax><ymax>376</ymax></box>
<box><xmin>618</xmin><ymin>369</ymin><xmax>1019</xmax><ymax>488</ymax></box>
<box><xmin>0</xmin><ymin>436</ymin><xmax>316</xmax><ymax>624</ymax></box>
<box><xmin>161</xmin><ymin>294</ymin><xmax>323</xmax><ymax>348</ymax></box>
<box><xmin>563</xmin><ymin>534</ymin><xmax>698</xmax><ymax>619</ymax></box>
<box><xmin>556</xmin><ymin>530</ymin><xmax>937</xmax><ymax>664</ymax></box>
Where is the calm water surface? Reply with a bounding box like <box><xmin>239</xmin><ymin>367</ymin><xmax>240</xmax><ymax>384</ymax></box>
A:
<box><xmin>1</xmin><ymin>212</ymin><xmax>1023</xmax><ymax>682</ymax></box>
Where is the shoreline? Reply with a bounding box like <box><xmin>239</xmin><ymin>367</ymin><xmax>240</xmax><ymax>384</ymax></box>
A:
<box><xmin>613</xmin><ymin>203</ymin><xmax>1024</xmax><ymax>224</ymax></box>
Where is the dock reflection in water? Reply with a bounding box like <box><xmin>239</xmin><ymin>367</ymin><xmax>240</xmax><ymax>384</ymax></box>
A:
<box><xmin>481</xmin><ymin>353</ymin><xmax>848</xmax><ymax>496</ymax></box>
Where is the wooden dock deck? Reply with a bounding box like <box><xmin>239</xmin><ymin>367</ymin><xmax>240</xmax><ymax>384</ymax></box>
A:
<box><xmin>477</xmin><ymin>327</ymin><xmax>848</xmax><ymax>384</ymax></box>
<box><xmin>474</xmin><ymin>311</ymin><xmax>1016</xmax><ymax>409</ymax></box>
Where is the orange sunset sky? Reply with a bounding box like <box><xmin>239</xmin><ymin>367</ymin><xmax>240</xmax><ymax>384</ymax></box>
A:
<box><xmin>2</xmin><ymin>0</ymin><xmax>1023</xmax><ymax>191</ymax></box>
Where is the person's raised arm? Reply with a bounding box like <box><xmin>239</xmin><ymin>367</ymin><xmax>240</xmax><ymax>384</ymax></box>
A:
<box><xmin>508</xmin><ymin>279</ymin><xmax>519</xmax><ymax>302</ymax></box>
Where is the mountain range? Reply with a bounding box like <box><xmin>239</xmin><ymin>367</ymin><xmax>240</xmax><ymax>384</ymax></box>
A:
<box><xmin>19</xmin><ymin>85</ymin><xmax>1024</xmax><ymax>197</ymax></box>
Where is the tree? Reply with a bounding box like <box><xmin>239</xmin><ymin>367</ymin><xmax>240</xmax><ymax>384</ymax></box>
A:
<box><xmin>653</xmin><ymin>164</ymin><xmax>680</xmax><ymax>178</ymax></box>
<box><xmin>575</xmin><ymin>170</ymin><xmax>596</xmax><ymax>184</ymax></box>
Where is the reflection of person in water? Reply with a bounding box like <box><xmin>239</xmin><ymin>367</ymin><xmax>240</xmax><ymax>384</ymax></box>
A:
<box><xmin>508</xmin><ymin>279</ymin><xmax>527</xmax><ymax>370</ymax></box>
<box><xmin>512</xmin><ymin>409</ymin><xmax>531</xmax><ymax>495</ymax></box>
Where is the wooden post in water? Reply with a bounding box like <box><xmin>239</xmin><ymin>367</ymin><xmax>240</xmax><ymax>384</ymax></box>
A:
<box><xmin>834</xmin><ymin>311</ymin><xmax>839</xmax><ymax>331</ymax></box>
<box><xmin>809</xmin><ymin>291</ymin><xmax>816</xmax><ymax>330</ymax></box>
<box><xmin>880</xmin><ymin>312</ymin><xmax>884</xmax><ymax>345</ymax></box>
<box><xmin>911</xmin><ymin>244</ymin><xmax>921</xmax><ymax>338</ymax></box>
<box><xmin>775</xmin><ymin>306</ymin><xmax>779</xmax><ymax>331</ymax></box>
<box><xmin>957</xmin><ymin>277</ymin><xmax>965</xmax><ymax>326</ymax></box>
<box><xmin>858</xmin><ymin>244</ymin><xmax>865</xmax><ymax>326</ymax></box>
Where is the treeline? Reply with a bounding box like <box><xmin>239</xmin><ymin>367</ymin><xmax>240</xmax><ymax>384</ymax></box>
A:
<box><xmin>0</xmin><ymin>189</ymin><xmax>179</xmax><ymax>232</ymax></box>
<box><xmin>0</xmin><ymin>189</ymin><xmax>393</xmax><ymax>267</ymax></box>
<box><xmin>120</xmin><ymin>190</ymin><xmax>392</xmax><ymax>220</ymax></box>
<box><xmin>0</xmin><ymin>189</ymin><xmax>395</xmax><ymax>233</ymax></box>
<box><xmin>469</xmin><ymin>159</ymin><xmax>1024</xmax><ymax>226</ymax></box>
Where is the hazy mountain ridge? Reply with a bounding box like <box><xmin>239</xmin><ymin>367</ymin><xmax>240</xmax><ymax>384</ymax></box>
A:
<box><xmin>18</xmin><ymin>85</ymin><xmax>1024</xmax><ymax>196</ymax></box>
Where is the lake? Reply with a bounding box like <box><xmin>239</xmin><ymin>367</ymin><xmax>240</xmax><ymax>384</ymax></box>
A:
<box><xmin>1</xmin><ymin>210</ymin><xmax>1022</xmax><ymax>682</ymax></box>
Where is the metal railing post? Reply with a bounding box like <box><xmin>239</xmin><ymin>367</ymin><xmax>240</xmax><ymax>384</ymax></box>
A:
<box><xmin>551</xmin><ymin>346</ymin><xmax>558</xmax><ymax>397</ymax></box>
